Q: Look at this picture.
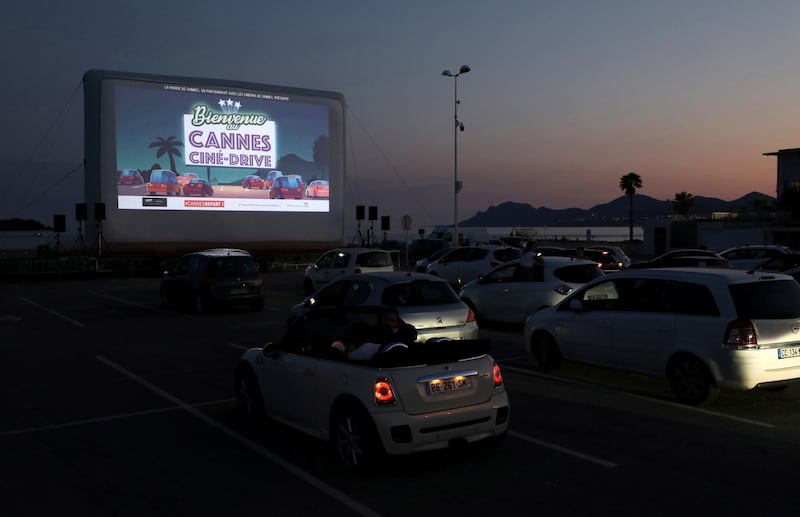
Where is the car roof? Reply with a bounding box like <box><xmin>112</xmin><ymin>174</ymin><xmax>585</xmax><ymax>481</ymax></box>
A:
<box><xmin>325</xmin><ymin>247</ymin><xmax>391</xmax><ymax>254</ymax></box>
<box><xmin>195</xmin><ymin>248</ymin><xmax>253</xmax><ymax>257</ymax></box>
<box><xmin>720</xmin><ymin>244</ymin><xmax>792</xmax><ymax>253</ymax></box>
<box><xmin>333</xmin><ymin>271</ymin><xmax>446</xmax><ymax>283</ymax></box>
<box><xmin>594</xmin><ymin>267</ymin><xmax>792</xmax><ymax>285</ymax></box>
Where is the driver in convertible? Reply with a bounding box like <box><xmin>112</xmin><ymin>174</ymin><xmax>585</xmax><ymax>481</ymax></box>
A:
<box><xmin>333</xmin><ymin>307</ymin><xmax>417</xmax><ymax>360</ymax></box>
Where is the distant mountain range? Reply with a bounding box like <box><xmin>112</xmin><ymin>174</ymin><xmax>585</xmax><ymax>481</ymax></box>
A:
<box><xmin>460</xmin><ymin>192</ymin><xmax>775</xmax><ymax>227</ymax></box>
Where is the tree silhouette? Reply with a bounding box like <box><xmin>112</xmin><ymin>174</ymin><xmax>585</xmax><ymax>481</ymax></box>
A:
<box><xmin>313</xmin><ymin>135</ymin><xmax>329</xmax><ymax>179</ymax></box>
<box><xmin>148</xmin><ymin>136</ymin><xmax>184</xmax><ymax>173</ymax></box>
<box><xmin>619</xmin><ymin>172</ymin><xmax>643</xmax><ymax>241</ymax></box>
<box><xmin>671</xmin><ymin>191</ymin><xmax>695</xmax><ymax>217</ymax></box>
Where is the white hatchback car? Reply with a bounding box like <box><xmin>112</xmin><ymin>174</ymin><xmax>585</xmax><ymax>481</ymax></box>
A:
<box><xmin>426</xmin><ymin>245</ymin><xmax>521</xmax><ymax>287</ymax></box>
<box><xmin>523</xmin><ymin>267</ymin><xmax>800</xmax><ymax>405</ymax></box>
<box><xmin>304</xmin><ymin>247</ymin><xmax>394</xmax><ymax>294</ymax></box>
<box><xmin>290</xmin><ymin>272</ymin><xmax>479</xmax><ymax>341</ymax></box>
<box><xmin>459</xmin><ymin>257</ymin><xmax>604</xmax><ymax>325</ymax></box>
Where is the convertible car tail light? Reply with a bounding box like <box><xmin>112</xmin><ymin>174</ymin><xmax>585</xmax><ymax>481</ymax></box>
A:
<box><xmin>723</xmin><ymin>319</ymin><xmax>758</xmax><ymax>350</ymax></box>
<box><xmin>466</xmin><ymin>308</ymin><xmax>476</xmax><ymax>323</ymax></box>
<box><xmin>374</xmin><ymin>377</ymin><xmax>396</xmax><ymax>405</ymax></box>
<box><xmin>493</xmin><ymin>363</ymin><xmax>504</xmax><ymax>388</ymax></box>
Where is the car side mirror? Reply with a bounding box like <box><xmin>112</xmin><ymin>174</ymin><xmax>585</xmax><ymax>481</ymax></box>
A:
<box><xmin>262</xmin><ymin>342</ymin><xmax>279</xmax><ymax>359</ymax></box>
<box><xmin>568</xmin><ymin>299</ymin><xmax>584</xmax><ymax>311</ymax></box>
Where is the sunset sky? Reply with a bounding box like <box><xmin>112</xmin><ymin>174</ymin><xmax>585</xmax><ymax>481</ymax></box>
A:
<box><xmin>1</xmin><ymin>0</ymin><xmax>798</xmax><ymax>229</ymax></box>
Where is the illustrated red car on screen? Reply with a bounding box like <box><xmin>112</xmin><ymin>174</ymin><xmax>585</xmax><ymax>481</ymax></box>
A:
<box><xmin>146</xmin><ymin>169</ymin><xmax>182</xmax><ymax>196</ymax></box>
<box><xmin>242</xmin><ymin>175</ymin><xmax>266</xmax><ymax>189</ymax></box>
<box><xmin>305</xmin><ymin>180</ymin><xmax>329</xmax><ymax>198</ymax></box>
<box><xmin>270</xmin><ymin>175</ymin><xmax>303</xmax><ymax>199</ymax></box>
<box><xmin>118</xmin><ymin>169</ymin><xmax>144</xmax><ymax>185</ymax></box>
<box><xmin>177</xmin><ymin>172</ymin><xmax>200</xmax><ymax>186</ymax></box>
<box><xmin>182</xmin><ymin>178</ymin><xmax>214</xmax><ymax>197</ymax></box>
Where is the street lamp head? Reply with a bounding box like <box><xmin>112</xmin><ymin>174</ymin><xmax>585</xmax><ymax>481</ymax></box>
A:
<box><xmin>459</xmin><ymin>65</ymin><xmax>471</xmax><ymax>74</ymax></box>
<box><xmin>442</xmin><ymin>69</ymin><xmax>453</xmax><ymax>77</ymax></box>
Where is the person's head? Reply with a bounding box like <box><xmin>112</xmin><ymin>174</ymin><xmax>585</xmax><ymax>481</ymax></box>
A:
<box><xmin>379</xmin><ymin>307</ymin><xmax>401</xmax><ymax>329</ymax></box>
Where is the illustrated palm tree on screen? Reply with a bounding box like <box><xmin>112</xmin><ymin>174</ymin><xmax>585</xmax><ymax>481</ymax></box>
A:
<box><xmin>148</xmin><ymin>136</ymin><xmax>184</xmax><ymax>173</ymax></box>
<box><xmin>619</xmin><ymin>172</ymin><xmax>643</xmax><ymax>242</ymax></box>
<box><xmin>672</xmin><ymin>191</ymin><xmax>695</xmax><ymax>217</ymax></box>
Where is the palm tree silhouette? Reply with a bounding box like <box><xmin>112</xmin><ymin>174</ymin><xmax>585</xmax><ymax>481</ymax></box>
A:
<box><xmin>148</xmin><ymin>136</ymin><xmax>184</xmax><ymax>173</ymax></box>
<box><xmin>619</xmin><ymin>172</ymin><xmax>643</xmax><ymax>242</ymax></box>
<box><xmin>671</xmin><ymin>191</ymin><xmax>695</xmax><ymax>217</ymax></box>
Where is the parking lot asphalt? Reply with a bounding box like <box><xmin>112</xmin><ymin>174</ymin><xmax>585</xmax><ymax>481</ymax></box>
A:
<box><xmin>4</xmin><ymin>271</ymin><xmax>800</xmax><ymax>516</ymax></box>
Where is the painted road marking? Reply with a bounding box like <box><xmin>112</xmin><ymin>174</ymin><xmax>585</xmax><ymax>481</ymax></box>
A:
<box><xmin>19</xmin><ymin>297</ymin><xmax>85</xmax><ymax>328</ymax></box>
<box><xmin>96</xmin><ymin>356</ymin><xmax>382</xmax><ymax>517</ymax></box>
<box><xmin>501</xmin><ymin>364</ymin><xmax>775</xmax><ymax>428</ymax></box>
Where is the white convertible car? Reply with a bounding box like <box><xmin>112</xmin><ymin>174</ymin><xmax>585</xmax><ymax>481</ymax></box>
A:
<box><xmin>235</xmin><ymin>306</ymin><xmax>510</xmax><ymax>471</ymax></box>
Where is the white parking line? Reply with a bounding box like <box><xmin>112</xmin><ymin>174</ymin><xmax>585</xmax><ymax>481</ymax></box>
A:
<box><xmin>0</xmin><ymin>399</ymin><xmax>233</xmax><ymax>437</ymax></box>
<box><xmin>96</xmin><ymin>356</ymin><xmax>382</xmax><ymax>517</ymax></box>
<box><xmin>501</xmin><ymin>364</ymin><xmax>775</xmax><ymax>428</ymax></box>
<box><xmin>97</xmin><ymin>294</ymin><xmax>195</xmax><ymax>317</ymax></box>
<box><xmin>19</xmin><ymin>297</ymin><xmax>85</xmax><ymax>328</ymax></box>
<box><xmin>509</xmin><ymin>431</ymin><xmax>618</xmax><ymax>468</ymax></box>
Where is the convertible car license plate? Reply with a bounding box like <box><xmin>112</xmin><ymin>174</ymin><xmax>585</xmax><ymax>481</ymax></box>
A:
<box><xmin>230</xmin><ymin>288</ymin><xmax>249</xmax><ymax>295</ymax></box>
<box><xmin>778</xmin><ymin>347</ymin><xmax>800</xmax><ymax>359</ymax></box>
<box><xmin>428</xmin><ymin>376</ymin><xmax>473</xmax><ymax>395</ymax></box>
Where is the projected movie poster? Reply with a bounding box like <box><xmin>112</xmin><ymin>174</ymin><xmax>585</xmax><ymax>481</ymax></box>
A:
<box><xmin>113</xmin><ymin>81</ymin><xmax>330</xmax><ymax>212</ymax></box>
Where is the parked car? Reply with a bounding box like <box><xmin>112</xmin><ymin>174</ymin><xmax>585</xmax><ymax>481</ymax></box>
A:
<box><xmin>426</xmin><ymin>245</ymin><xmax>522</xmax><ymax>287</ymax></box>
<box><xmin>160</xmin><ymin>248</ymin><xmax>264</xmax><ymax>313</ymax></box>
<box><xmin>459</xmin><ymin>257</ymin><xmax>604</xmax><ymax>325</ymax></box>
<box><xmin>523</xmin><ymin>267</ymin><xmax>800</xmax><ymax>405</ymax></box>
<box><xmin>118</xmin><ymin>169</ymin><xmax>144</xmax><ymax>185</ymax></box>
<box><xmin>585</xmin><ymin>245</ymin><xmax>632</xmax><ymax>269</ymax></box>
<box><xmin>414</xmin><ymin>247</ymin><xmax>453</xmax><ymax>273</ymax></box>
<box><xmin>146</xmin><ymin>169</ymin><xmax>182</xmax><ymax>196</ymax></box>
<box><xmin>291</xmin><ymin>272</ymin><xmax>478</xmax><ymax>341</ymax></box>
<box><xmin>753</xmin><ymin>252</ymin><xmax>800</xmax><ymax>273</ymax></box>
<box><xmin>718</xmin><ymin>244</ymin><xmax>793</xmax><ymax>270</ymax></box>
<box><xmin>270</xmin><ymin>175</ymin><xmax>304</xmax><ymax>199</ymax></box>
<box><xmin>265</xmin><ymin>170</ymin><xmax>283</xmax><ymax>188</ymax></box>
<box><xmin>182</xmin><ymin>178</ymin><xmax>214</xmax><ymax>197</ymax></box>
<box><xmin>235</xmin><ymin>305</ymin><xmax>509</xmax><ymax>471</ymax></box>
<box><xmin>241</xmin><ymin>174</ymin><xmax>266</xmax><ymax>189</ymax></box>
<box><xmin>177</xmin><ymin>172</ymin><xmax>200</xmax><ymax>186</ymax></box>
<box><xmin>305</xmin><ymin>179</ymin><xmax>330</xmax><ymax>198</ymax></box>
<box><xmin>628</xmin><ymin>249</ymin><xmax>726</xmax><ymax>269</ymax></box>
<box><xmin>304</xmin><ymin>247</ymin><xmax>395</xmax><ymax>294</ymax></box>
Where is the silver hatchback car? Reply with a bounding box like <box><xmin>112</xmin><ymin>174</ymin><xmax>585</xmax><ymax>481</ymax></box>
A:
<box><xmin>290</xmin><ymin>272</ymin><xmax>479</xmax><ymax>342</ymax></box>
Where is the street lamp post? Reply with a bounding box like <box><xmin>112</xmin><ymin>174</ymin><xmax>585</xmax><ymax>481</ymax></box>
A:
<box><xmin>442</xmin><ymin>64</ymin><xmax>470</xmax><ymax>247</ymax></box>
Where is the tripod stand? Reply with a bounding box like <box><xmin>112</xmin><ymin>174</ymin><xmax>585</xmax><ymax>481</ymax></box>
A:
<box><xmin>91</xmin><ymin>221</ymin><xmax>109</xmax><ymax>257</ymax></box>
<box><xmin>352</xmin><ymin>221</ymin><xmax>366</xmax><ymax>246</ymax></box>
<box><xmin>73</xmin><ymin>220</ymin><xmax>87</xmax><ymax>254</ymax></box>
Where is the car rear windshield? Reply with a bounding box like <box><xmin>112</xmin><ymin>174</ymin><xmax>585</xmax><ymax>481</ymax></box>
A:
<box><xmin>208</xmin><ymin>257</ymin><xmax>259</xmax><ymax>275</ymax></box>
<box><xmin>494</xmin><ymin>248</ymin><xmax>522</xmax><ymax>262</ymax></box>
<box><xmin>729</xmin><ymin>279</ymin><xmax>800</xmax><ymax>319</ymax></box>
<box><xmin>554</xmin><ymin>264</ymin><xmax>605</xmax><ymax>283</ymax></box>
<box><xmin>381</xmin><ymin>280</ymin><xmax>459</xmax><ymax>306</ymax></box>
<box><xmin>356</xmin><ymin>252</ymin><xmax>393</xmax><ymax>268</ymax></box>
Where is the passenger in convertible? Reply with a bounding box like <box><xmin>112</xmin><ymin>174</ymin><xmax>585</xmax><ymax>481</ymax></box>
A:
<box><xmin>334</xmin><ymin>307</ymin><xmax>418</xmax><ymax>360</ymax></box>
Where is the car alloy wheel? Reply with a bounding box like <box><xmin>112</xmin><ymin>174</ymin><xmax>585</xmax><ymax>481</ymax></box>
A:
<box><xmin>670</xmin><ymin>356</ymin><xmax>719</xmax><ymax>405</ymax></box>
<box><xmin>532</xmin><ymin>333</ymin><xmax>561</xmax><ymax>371</ymax></box>
<box><xmin>235</xmin><ymin>368</ymin><xmax>265</xmax><ymax>422</ymax></box>
<box><xmin>332</xmin><ymin>407</ymin><xmax>379</xmax><ymax>472</ymax></box>
<box><xmin>193</xmin><ymin>293</ymin><xmax>207</xmax><ymax>314</ymax></box>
